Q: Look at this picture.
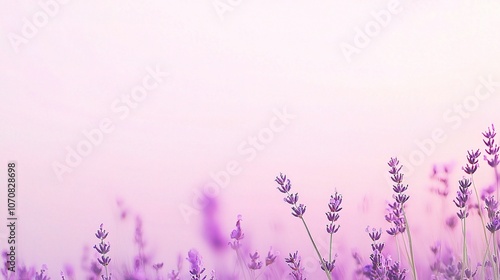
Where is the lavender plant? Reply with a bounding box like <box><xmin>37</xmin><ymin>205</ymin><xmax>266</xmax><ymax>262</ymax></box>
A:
<box><xmin>323</xmin><ymin>192</ymin><xmax>342</xmax><ymax>275</ymax></box>
<box><xmin>453</xmin><ymin>177</ymin><xmax>472</xmax><ymax>277</ymax></box>
<box><xmin>275</xmin><ymin>173</ymin><xmax>342</xmax><ymax>279</ymax></box>
<box><xmin>9</xmin><ymin>124</ymin><xmax>500</xmax><ymax>279</ymax></box>
<box><xmin>187</xmin><ymin>249</ymin><xmax>207</xmax><ymax>280</ymax></box>
<box><xmin>93</xmin><ymin>224</ymin><xmax>111</xmax><ymax>280</ymax></box>
<box><xmin>364</xmin><ymin>227</ymin><xmax>406</xmax><ymax>280</ymax></box>
<box><xmin>385</xmin><ymin>158</ymin><xmax>417</xmax><ymax>279</ymax></box>
<box><xmin>285</xmin><ymin>251</ymin><xmax>306</xmax><ymax>280</ymax></box>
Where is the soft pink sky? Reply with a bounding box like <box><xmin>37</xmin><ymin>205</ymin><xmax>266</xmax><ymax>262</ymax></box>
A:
<box><xmin>1</xmin><ymin>0</ymin><xmax>500</xmax><ymax>278</ymax></box>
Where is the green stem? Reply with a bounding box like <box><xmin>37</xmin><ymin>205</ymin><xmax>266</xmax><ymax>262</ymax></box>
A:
<box><xmin>236</xmin><ymin>248</ymin><xmax>249</xmax><ymax>280</ymax></box>
<box><xmin>494</xmin><ymin>232</ymin><xmax>499</xmax><ymax>280</ymax></box>
<box><xmin>300</xmin><ymin>217</ymin><xmax>332</xmax><ymax>280</ymax></box>
<box><xmin>472</xmin><ymin>175</ymin><xmax>493</xmax><ymax>279</ymax></box>
<box><xmin>403</xmin><ymin>211</ymin><xmax>417</xmax><ymax>280</ymax></box>
<box><xmin>396</xmin><ymin>236</ymin><xmax>401</xmax><ymax>264</ymax></box>
<box><xmin>329</xmin><ymin>231</ymin><xmax>333</xmax><ymax>263</ymax></box>
<box><xmin>461</xmin><ymin>218</ymin><xmax>468</xmax><ymax>279</ymax></box>
<box><xmin>400</xmin><ymin>234</ymin><xmax>412</xmax><ymax>272</ymax></box>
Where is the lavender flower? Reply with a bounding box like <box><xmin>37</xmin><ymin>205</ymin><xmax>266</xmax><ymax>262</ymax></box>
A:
<box><xmin>385</xmin><ymin>158</ymin><xmax>408</xmax><ymax>236</ymax></box>
<box><xmin>274</xmin><ymin>173</ymin><xmax>333</xmax><ymax>280</ymax></box>
<box><xmin>133</xmin><ymin>216</ymin><xmax>149</xmax><ymax>274</ymax></box>
<box><xmin>187</xmin><ymin>249</ymin><xmax>206</xmax><ymax>280</ymax></box>
<box><xmin>367</xmin><ymin>227</ymin><xmax>384</xmax><ymax>253</ymax></box>
<box><xmin>34</xmin><ymin>265</ymin><xmax>50</xmax><ymax>280</ymax></box>
<box><xmin>167</xmin><ymin>270</ymin><xmax>180</xmax><ymax>280</ymax></box>
<box><xmin>275</xmin><ymin>173</ymin><xmax>306</xmax><ymax>218</ymax></box>
<box><xmin>321</xmin><ymin>259</ymin><xmax>336</xmax><ymax>273</ymax></box>
<box><xmin>483</xmin><ymin>124</ymin><xmax>500</xmax><ymax>168</ymax></box>
<box><xmin>285</xmin><ymin>251</ymin><xmax>306</xmax><ymax>280</ymax></box>
<box><xmin>463</xmin><ymin>149</ymin><xmax>481</xmax><ymax>174</ymax></box>
<box><xmin>326</xmin><ymin>192</ymin><xmax>342</xmax><ymax>234</ymax></box>
<box><xmin>365</xmin><ymin>228</ymin><xmax>406</xmax><ymax>280</ymax></box>
<box><xmin>228</xmin><ymin>215</ymin><xmax>244</xmax><ymax>250</ymax></box>
<box><xmin>386</xmin><ymin>158</ymin><xmax>416</xmax><ymax>279</ymax></box>
<box><xmin>93</xmin><ymin>224</ymin><xmax>111</xmax><ymax>280</ymax></box>
<box><xmin>265</xmin><ymin>249</ymin><xmax>277</xmax><ymax>266</ymax></box>
<box><xmin>153</xmin><ymin>263</ymin><xmax>164</xmax><ymax>271</ymax></box>
<box><xmin>248</xmin><ymin>252</ymin><xmax>262</xmax><ymax>270</ymax></box>
<box><xmin>153</xmin><ymin>262</ymin><xmax>164</xmax><ymax>279</ymax></box>
<box><xmin>486</xmin><ymin>196</ymin><xmax>500</xmax><ymax>233</ymax></box>
<box><xmin>387</xmin><ymin>262</ymin><xmax>406</xmax><ymax>280</ymax></box>
<box><xmin>454</xmin><ymin>178</ymin><xmax>472</xmax><ymax>219</ymax></box>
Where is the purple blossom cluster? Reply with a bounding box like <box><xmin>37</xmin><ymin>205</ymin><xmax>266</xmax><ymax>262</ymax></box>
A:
<box><xmin>363</xmin><ymin>227</ymin><xmax>406</xmax><ymax>280</ymax></box>
<box><xmin>93</xmin><ymin>224</ymin><xmax>111</xmax><ymax>280</ymax></box>
<box><xmin>187</xmin><ymin>249</ymin><xmax>207</xmax><ymax>280</ymax></box>
<box><xmin>275</xmin><ymin>173</ymin><xmax>306</xmax><ymax>218</ymax></box>
<box><xmin>454</xmin><ymin>178</ymin><xmax>472</xmax><ymax>220</ymax></box>
<box><xmin>483</xmin><ymin>124</ymin><xmax>500</xmax><ymax>168</ymax></box>
<box><xmin>227</xmin><ymin>215</ymin><xmax>277</xmax><ymax>279</ymax></box>
<box><xmin>385</xmin><ymin>158</ymin><xmax>408</xmax><ymax>236</ymax></box>
<box><xmin>285</xmin><ymin>251</ymin><xmax>306</xmax><ymax>280</ymax></box>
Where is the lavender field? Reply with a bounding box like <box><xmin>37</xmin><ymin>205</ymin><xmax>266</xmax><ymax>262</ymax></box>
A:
<box><xmin>2</xmin><ymin>1</ymin><xmax>500</xmax><ymax>279</ymax></box>
<box><xmin>1</xmin><ymin>124</ymin><xmax>500</xmax><ymax>279</ymax></box>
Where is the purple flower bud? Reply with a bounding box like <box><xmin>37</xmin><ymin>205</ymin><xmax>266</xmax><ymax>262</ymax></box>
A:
<box><xmin>248</xmin><ymin>252</ymin><xmax>263</xmax><ymax>270</ymax></box>
<box><xmin>95</xmin><ymin>223</ymin><xmax>109</xmax><ymax>240</ymax></box>
<box><xmin>292</xmin><ymin>204</ymin><xmax>306</xmax><ymax>218</ymax></box>
<box><xmin>265</xmin><ymin>249</ymin><xmax>277</xmax><ymax>266</ymax></box>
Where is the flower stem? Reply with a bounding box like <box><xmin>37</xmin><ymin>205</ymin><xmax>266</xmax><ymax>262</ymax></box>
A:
<box><xmin>403</xmin><ymin>211</ymin><xmax>417</xmax><ymax>280</ymax></box>
<box><xmin>300</xmin><ymin>217</ymin><xmax>332</xmax><ymax>280</ymax></box>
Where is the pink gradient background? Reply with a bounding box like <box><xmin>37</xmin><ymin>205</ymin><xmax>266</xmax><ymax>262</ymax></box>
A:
<box><xmin>1</xmin><ymin>0</ymin><xmax>500</xmax><ymax>278</ymax></box>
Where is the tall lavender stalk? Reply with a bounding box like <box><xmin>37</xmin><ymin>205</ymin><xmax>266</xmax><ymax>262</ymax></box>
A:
<box><xmin>453</xmin><ymin>177</ymin><xmax>472</xmax><ymax>277</ymax></box>
<box><xmin>324</xmin><ymin>192</ymin><xmax>342</xmax><ymax>275</ymax></box>
<box><xmin>485</xmin><ymin>195</ymin><xmax>500</xmax><ymax>280</ymax></box>
<box><xmin>285</xmin><ymin>251</ymin><xmax>306</xmax><ymax>280</ymax></box>
<box><xmin>94</xmin><ymin>224</ymin><xmax>111</xmax><ymax>280</ymax></box>
<box><xmin>187</xmin><ymin>249</ymin><xmax>207</xmax><ymax>280</ymax></box>
<box><xmin>275</xmin><ymin>173</ymin><xmax>332</xmax><ymax>280</ymax></box>
<box><xmin>462</xmin><ymin>149</ymin><xmax>493</xmax><ymax>278</ymax></box>
<box><xmin>228</xmin><ymin>215</ymin><xmax>250</xmax><ymax>279</ymax></box>
<box><xmin>483</xmin><ymin>124</ymin><xmax>500</xmax><ymax>197</ymax></box>
<box><xmin>386</xmin><ymin>158</ymin><xmax>417</xmax><ymax>279</ymax></box>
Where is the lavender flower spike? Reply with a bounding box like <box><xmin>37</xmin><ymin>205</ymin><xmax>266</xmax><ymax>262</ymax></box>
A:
<box><xmin>228</xmin><ymin>215</ymin><xmax>244</xmax><ymax>250</ymax></box>
<box><xmin>285</xmin><ymin>251</ymin><xmax>306</xmax><ymax>280</ymax></box>
<box><xmin>248</xmin><ymin>252</ymin><xmax>263</xmax><ymax>270</ymax></box>
<box><xmin>483</xmin><ymin>124</ymin><xmax>500</xmax><ymax>168</ymax></box>
<box><xmin>454</xmin><ymin>178</ymin><xmax>472</xmax><ymax>219</ymax></box>
<box><xmin>463</xmin><ymin>149</ymin><xmax>481</xmax><ymax>175</ymax></box>
<box><xmin>187</xmin><ymin>249</ymin><xmax>206</xmax><ymax>280</ymax></box>
<box><xmin>94</xmin><ymin>224</ymin><xmax>112</xmax><ymax>280</ymax></box>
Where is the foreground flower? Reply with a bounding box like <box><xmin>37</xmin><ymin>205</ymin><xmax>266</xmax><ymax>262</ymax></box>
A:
<box><xmin>454</xmin><ymin>178</ymin><xmax>472</xmax><ymax>220</ymax></box>
<box><xmin>187</xmin><ymin>249</ymin><xmax>207</xmax><ymax>280</ymax></box>
<box><xmin>385</xmin><ymin>158</ymin><xmax>416</xmax><ymax>279</ymax></box>
<box><xmin>385</xmin><ymin>158</ymin><xmax>408</xmax><ymax>236</ymax></box>
<box><xmin>275</xmin><ymin>173</ymin><xmax>333</xmax><ymax>280</ymax></box>
<box><xmin>248</xmin><ymin>252</ymin><xmax>262</xmax><ymax>270</ymax></box>
<box><xmin>94</xmin><ymin>224</ymin><xmax>111</xmax><ymax>280</ymax></box>
<box><xmin>285</xmin><ymin>251</ymin><xmax>306</xmax><ymax>280</ymax></box>
<box><xmin>228</xmin><ymin>215</ymin><xmax>244</xmax><ymax>250</ymax></box>
<box><xmin>324</xmin><ymin>192</ymin><xmax>342</xmax><ymax>274</ymax></box>
<box><xmin>365</xmin><ymin>227</ymin><xmax>406</xmax><ymax>280</ymax></box>
<box><xmin>463</xmin><ymin>149</ymin><xmax>481</xmax><ymax>175</ymax></box>
<box><xmin>483</xmin><ymin>124</ymin><xmax>500</xmax><ymax>168</ymax></box>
